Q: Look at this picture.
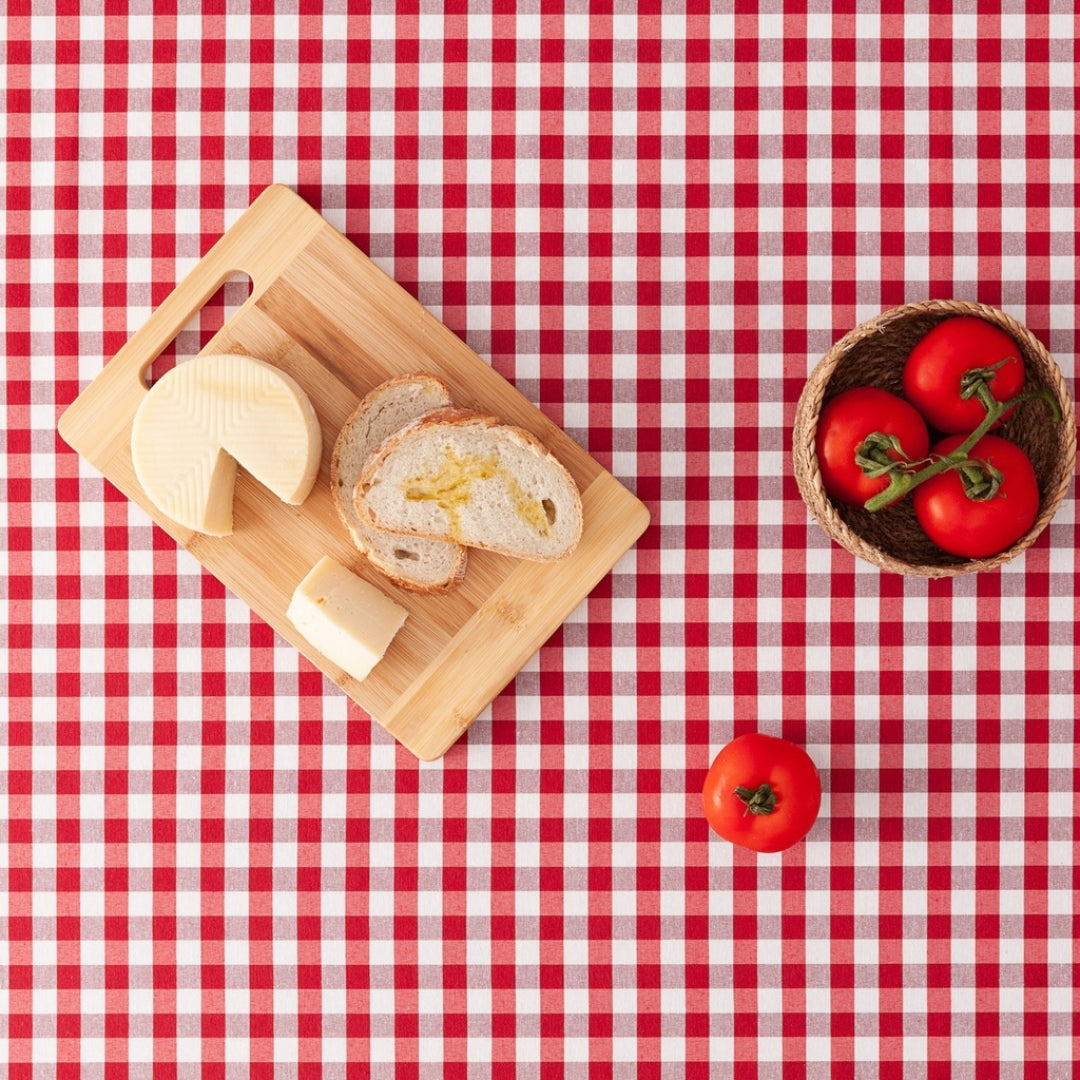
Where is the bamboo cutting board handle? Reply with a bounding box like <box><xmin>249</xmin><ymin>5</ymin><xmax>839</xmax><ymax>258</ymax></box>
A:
<box><xmin>58</xmin><ymin>184</ymin><xmax>326</xmax><ymax>460</ymax></box>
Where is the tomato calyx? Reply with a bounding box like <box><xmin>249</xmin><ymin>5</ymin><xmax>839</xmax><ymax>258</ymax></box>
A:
<box><xmin>860</xmin><ymin>383</ymin><xmax>1060</xmax><ymax>514</ymax></box>
<box><xmin>734</xmin><ymin>782</ymin><xmax>777</xmax><ymax>816</ymax></box>
<box><xmin>952</xmin><ymin>456</ymin><xmax>1005</xmax><ymax>502</ymax></box>
<box><xmin>853</xmin><ymin>432</ymin><xmax>920</xmax><ymax>481</ymax></box>
<box><xmin>958</xmin><ymin>357</ymin><xmax>1017</xmax><ymax>404</ymax></box>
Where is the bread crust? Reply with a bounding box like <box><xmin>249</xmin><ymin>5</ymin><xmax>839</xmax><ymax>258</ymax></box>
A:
<box><xmin>330</xmin><ymin>373</ymin><xmax>455</xmax><ymax>498</ymax></box>
<box><xmin>353</xmin><ymin>408</ymin><xmax>583</xmax><ymax>560</ymax></box>
<box><xmin>330</xmin><ymin>376</ymin><xmax>468</xmax><ymax>593</ymax></box>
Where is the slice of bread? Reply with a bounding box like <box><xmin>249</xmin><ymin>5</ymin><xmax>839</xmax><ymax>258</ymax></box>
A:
<box><xmin>354</xmin><ymin>408</ymin><xmax>584</xmax><ymax>561</ymax></box>
<box><xmin>331</xmin><ymin>375</ymin><xmax>467</xmax><ymax>592</ymax></box>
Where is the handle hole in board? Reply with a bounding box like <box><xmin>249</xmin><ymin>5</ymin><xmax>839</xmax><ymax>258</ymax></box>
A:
<box><xmin>144</xmin><ymin>271</ymin><xmax>254</xmax><ymax>389</ymax></box>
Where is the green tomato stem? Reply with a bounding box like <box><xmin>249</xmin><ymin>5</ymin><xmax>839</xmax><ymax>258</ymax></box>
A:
<box><xmin>734</xmin><ymin>783</ymin><xmax>777</xmax><ymax>816</ymax></box>
<box><xmin>860</xmin><ymin>384</ymin><xmax>1060</xmax><ymax>514</ymax></box>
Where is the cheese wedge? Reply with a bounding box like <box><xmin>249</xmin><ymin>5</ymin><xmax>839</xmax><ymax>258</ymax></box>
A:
<box><xmin>286</xmin><ymin>556</ymin><xmax>408</xmax><ymax>683</ymax></box>
<box><xmin>131</xmin><ymin>353</ymin><xmax>322</xmax><ymax>536</ymax></box>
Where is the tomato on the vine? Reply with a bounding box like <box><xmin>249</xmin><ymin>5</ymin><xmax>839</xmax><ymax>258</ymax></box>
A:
<box><xmin>702</xmin><ymin>733</ymin><xmax>822</xmax><ymax>853</ymax></box>
<box><xmin>911</xmin><ymin>432</ymin><xmax>1039</xmax><ymax>558</ymax></box>
<box><xmin>902</xmin><ymin>316</ymin><xmax>1025</xmax><ymax>434</ymax></box>
<box><xmin>815</xmin><ymin>387</ymin><xmax>929</xmax><ymax>507</ymax></box>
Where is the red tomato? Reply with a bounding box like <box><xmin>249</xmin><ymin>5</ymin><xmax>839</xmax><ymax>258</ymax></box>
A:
<box><xmin>902</xmin><ymin>316</ymin><xmax>1025</xmax><ymax>434</ymax></box>
<box><xmin>702</xmin><ymin>733</ymin><xmax>822</xmax><ymax>853</ymax></box>
<box><xmin>815</xmin><ymin>387</ymin><xmax>930</xmax><ymax>507</ymax></box>
<box><xmin>912</xmin><ymin>433</ymin><xmax>1039</xmax><ymax>558</ymax></box>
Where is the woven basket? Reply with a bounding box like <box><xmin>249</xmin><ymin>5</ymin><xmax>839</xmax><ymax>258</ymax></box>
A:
<box><xmin>793</xmin><ymin>300</ymin><xmax>1076</xmax><ymax>576</ymax></box>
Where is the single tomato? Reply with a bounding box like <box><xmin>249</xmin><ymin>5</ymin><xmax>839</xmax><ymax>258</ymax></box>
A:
<box><xmin>702</xmin><ymin>733</ymin><xmax>822</xmax><ymax>853</ymax></box>
<box><xmin>912</xmin><ymin>432</ymin><xmax>1039</xmax><ymax>558</ymax></box>
<box><xmin>902</xmin><ymin>316</ymin><xmax>1026</xmax><ymax>434</ymax></box>
<box><xmin>815</xmin><ymin>387</ymin><xmax>930</xmax><ymax>507</ymax></box>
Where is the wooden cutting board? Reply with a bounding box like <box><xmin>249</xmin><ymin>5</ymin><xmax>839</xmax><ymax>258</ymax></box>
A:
<box><xmin>58</xmin><ymin>184</ymin><xmax>650</xmax><ymax>760</ymax></box>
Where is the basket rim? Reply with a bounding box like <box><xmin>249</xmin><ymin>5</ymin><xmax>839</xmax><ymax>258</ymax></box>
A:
<box><xmin>792</xmin><ymin>299</ymin><xmax>1077</xmax><ymax>577</ymax></box>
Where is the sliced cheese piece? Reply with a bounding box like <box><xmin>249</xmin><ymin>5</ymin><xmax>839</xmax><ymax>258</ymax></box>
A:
<box><xmin>131</xmin><ymin>352</ymin><xmax>322</xmax><ymax>536</ymax></box>
<box><xmin>286</xmin><ymin>555</ymin><xmax>408</xmax><ymax>683</ymax></box>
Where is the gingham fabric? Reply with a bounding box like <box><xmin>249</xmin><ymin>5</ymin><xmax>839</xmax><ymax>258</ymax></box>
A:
<box><xmin>3</xmin><ymin>4</ymin><xmax>1078</xmax><ymax>1076</ymax></box>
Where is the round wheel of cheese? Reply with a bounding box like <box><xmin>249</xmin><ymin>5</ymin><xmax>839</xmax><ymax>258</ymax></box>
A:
<box><xmin>131</xmin><ymin>352</ymin><xmax>322</xmax><ymax>536</ymax></box>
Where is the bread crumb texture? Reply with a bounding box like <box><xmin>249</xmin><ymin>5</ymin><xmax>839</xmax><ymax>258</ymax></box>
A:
<box><xmin>402</xmin><ymin>446</ymin><xmax>559</xmax><ymax>543</ymax></box>
<box><xmin>357</xmin><ymin>412</ymin><xmax>583</xmax><ymax>561</ymax></box>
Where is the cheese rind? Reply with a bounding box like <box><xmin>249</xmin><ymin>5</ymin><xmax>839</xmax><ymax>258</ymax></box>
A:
<box><xmin>131</xmin><ymin>352</ymin><xmax>322</xmax><ymax>536</ymax></box>
<box><xmin>286</xmin><ymin>556</ymin><xmax>408</xmax><ymax>683</ymax></box>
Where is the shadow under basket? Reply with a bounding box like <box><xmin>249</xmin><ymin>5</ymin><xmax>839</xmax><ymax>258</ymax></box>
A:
<box><xmin>793</xmin><ymin>299</ymin><xmax>1077</xmax><ymax>577</ymax></box>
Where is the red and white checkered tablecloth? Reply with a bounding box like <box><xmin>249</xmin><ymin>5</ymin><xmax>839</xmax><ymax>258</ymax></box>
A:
<box><xmin>4</xmin><ymin>3</ymin><xmax>1078</xmax><ymax>1075</ymax></box>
